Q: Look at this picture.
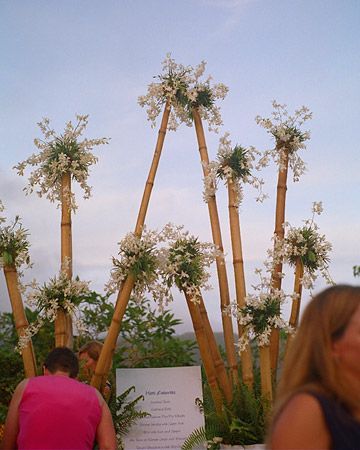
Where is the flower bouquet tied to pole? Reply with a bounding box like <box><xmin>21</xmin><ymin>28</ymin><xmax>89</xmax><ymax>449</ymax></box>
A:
<box><xmin>256</xmin><ymin>100</ymin><xmax>312</xmax><ymax>372</ymax></box>
<box><xmin>138</xmin><ymin>53</ymin><xmax>228</xmax><ymax>132</ymax></box>
<box><xmin>0</xmin><ymin>210</ymin><xmax>37</xmax><ymax>377</ymax></box>
<box><xmin>19</xmin><ymin>270</ymin><xmax>91</xmax><ymax>351</ymax></box>
<box><xmin>14</xmin><ymin>114</ymin><xmax>109</xmax><ymax>347</ymax></box>
<box><xmin>14</xmin><ymin>115</ymin><xmax>109</xmax><ymax>211</ymax></box>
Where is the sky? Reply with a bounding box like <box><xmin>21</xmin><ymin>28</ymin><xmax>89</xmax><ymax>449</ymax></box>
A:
<box><xmin>1</xmin><ymin>0</ymin><xmax>359</xmax><ymax>334</ymax></box>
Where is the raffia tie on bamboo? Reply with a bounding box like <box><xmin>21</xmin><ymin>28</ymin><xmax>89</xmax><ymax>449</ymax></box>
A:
<box><xmin>4</xmin><ymin>265</ymin><xmax>37</xmax><ymax>377</ymax></box>
<box><xmin>192</xmin><ymin>107</ymin><xmax>239</xmax><ymax>385</ymax></box>
<box><xmin>228</xmin><ymin>182</ymin><xmax>254</xmax><ymax>388</ymax></box>
<box><xmin>91</xmin><ymin>103</ymin><xmax>171</xmax><ymax>390</ymax></box>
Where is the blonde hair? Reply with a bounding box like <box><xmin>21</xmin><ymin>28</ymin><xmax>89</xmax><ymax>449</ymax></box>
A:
<box><xmin>270</xmin><ymin>285</ymin><xmax>360</xmax><ymax>432</ymax></box>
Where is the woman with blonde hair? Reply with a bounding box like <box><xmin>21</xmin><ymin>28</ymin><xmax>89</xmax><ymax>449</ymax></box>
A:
<box><xmin>268</xmin><ymin>284</ymin><xmax>360</xmax><ymax>449</ymax></box>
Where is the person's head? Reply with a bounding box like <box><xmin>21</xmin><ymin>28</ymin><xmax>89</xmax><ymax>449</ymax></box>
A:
<box><xmin>43</xmin><ymin>347</ymin><xmax>79</xmax><ymax>378</ymax></box>
<box><xmin>274</xmin><ymin>284</ymin><xmax>360</xmax><ymax>416</ymax></box>
<box><xmin>78</xmin><ymin>341</ymin><xmax>103</xmax><ymax>375</ymax></box>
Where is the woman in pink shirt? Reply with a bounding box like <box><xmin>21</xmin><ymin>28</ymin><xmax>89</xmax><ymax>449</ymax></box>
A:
<box><xmin>1</xmin><ymin>347</ymin><xmax>116</xmax><ymax>450</ymax></box>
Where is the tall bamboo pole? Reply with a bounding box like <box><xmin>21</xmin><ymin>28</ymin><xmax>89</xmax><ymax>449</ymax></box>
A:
<box><xmin>285</xmin><ymin>258</ymin><xmax>304</xmax><ymax>356</ymax></box>
<box><xmin>269</xmin><ymin>149</ymin><xmax>289</xmax><ymax>373</ymax></box>
<box><xmin>91</xmin><ymin>103</ymin><xmax>171</xmax><ymax>390</ymax></box>
<box><xmin>259</xmin><ymin>345</ymin><xmax>273</xmax><ymax>402</ymax></box>
<box><xmin>227</xmin><ymin>182</ymin><xmax>254</xmax><ymax>388</ymax></box>
<box><xmin>55</xmin><ymin>172</ymin><xmax>73</xmax><ymax>348</ymax></box>
<box><xmin>185</xmin><ymin>293</ymin><xmax>224</xmax><ymax>415</ymax></box>
<box><xmin>192</xmin><ymin>108</ymin><xmax>239</xmax><ymax>385</ymax></box>
<box><xmin>198</xmin><ymin>295</ymin><xmax>233</xmax><ymax>404</ymax></box>
<box><xmin>4</xmin><ymin>265</ymin><xmax>37</xmax><ymax>378</ymax></box>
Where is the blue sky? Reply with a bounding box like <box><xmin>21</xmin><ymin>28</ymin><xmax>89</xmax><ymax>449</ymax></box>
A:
<box><xmin>1</xmin><ymin>0</ymin><xmax>359</xmax><ymax>333</ymax></box>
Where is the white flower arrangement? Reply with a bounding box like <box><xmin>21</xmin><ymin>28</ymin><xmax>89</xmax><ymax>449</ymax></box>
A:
<box><xmin>138</xmin><ymin>53</ymin><xmax>228</xmax><ymax>132</ymax></box>
<box><xmin>16</xmin><ymin>271</ymin><xmax>91</xmax><ymax>353</ymax></box>
<box><xmin>202</xmin><ymin>132</ymin><xmax>267</xmax><ymax>205</ymax></box>
<box><xmin>106</xmin><ymin>223</ymin><xmax>221</xmax><ymax>310</ymax></box>
<box><xmin>161</xmin><ymin>223</ymin><xmax>222</xmax><ymax>304</ymax></box>
<box><xmin>255</xmin><ymin>100</ymin><xmax>312</xmax><ymax>181</ymax></box>
<box><xmin>14</xmin><ymin>115</ymin><xmax>109</xmax><ymax>211</ymax></box>
<box><xmin>105</xmin><ymin>226</ymin><xmax>171</xmax><ymax>309</ymax></box>
<box><xmin>282</xmin><ymin>201</ymin><xmax>333</xmax><ymax>289</ymax></box>
<box><xmin>227</xmin><ymin>270</ymin><xmax>293</xmax><ymax>351</ymax></box>
<box><xmin>0</xmin><ymin>215</ymin><xmax>32</xmax><ymax>271</ymax></box>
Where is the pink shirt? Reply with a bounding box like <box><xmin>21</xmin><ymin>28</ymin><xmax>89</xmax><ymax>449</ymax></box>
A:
<box><xmin>17</xmin><ymin>375</ymin><xmax>101</xmax><ymax>450</ymax></box>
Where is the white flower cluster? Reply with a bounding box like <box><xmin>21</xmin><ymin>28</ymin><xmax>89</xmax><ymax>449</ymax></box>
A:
<box><xmin>227</xmin><ymin>269</ymin><xmax>293</xmax><ymax>351</ymax></box>
<box><xmin>264</xmin><ymin>201</ymin><xmax>333</xmax><ymax>291</ymax></box>
<box><xmin>255</xmin><ymin>100</ymin><xmax>312</xmax><ymax>181</ymax></box>
<box><xmin>202</xmin><ymin>132</ymin><xmax>268</xmax><ymax>205</ymax></box>
<box><xmin>206</xmin><ymin>436</ymin><xmax>223</xmax><ymax>449</ymax></box>
<box><xmin>16</xmin><ymin>271</ymin><xmax>91</xmax><ymax>353</ymax></box>
<box><xmin>282</xmin><ymin>202</ymin><xmax>333</xmax><ymax>289</ymax></box>
<box><xmin>162</xmin><ymin>223</ymin><xmax>222</xmax><ymax>304</ymax></box>
<box><xmin>106</xmin><ymin>223</ymin><xmax>221</xmax><ymax>310</ymax></box>
<box><xmin>138</xmin><ymin>53</ymin><xmax>228</xmax><ymax>132</ymax></box>
<box><xmin>14</xmin><ymin>115</ymin><xmax>109</xmax><ymax>211</ymax></box>
<box><xmin>0</xmin><ymin>215</ymin><xmax>32</xmax><ymax>271</ymax></box>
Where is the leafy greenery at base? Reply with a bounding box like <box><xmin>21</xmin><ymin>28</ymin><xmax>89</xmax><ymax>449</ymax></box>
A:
<box><xmin>182</xmin><ymin>369</ymin><xmax>268</xmax><ymax>449</ymax></box>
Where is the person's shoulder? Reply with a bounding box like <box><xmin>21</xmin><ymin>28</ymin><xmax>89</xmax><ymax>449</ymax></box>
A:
<box><xmin>270</xmin><ymin>392</ymin><xmax>330</xmax><ymax>449</ymax></box>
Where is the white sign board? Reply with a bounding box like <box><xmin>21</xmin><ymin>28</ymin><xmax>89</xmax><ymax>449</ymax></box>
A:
<box><xmin>116</xmin><ymin>366</ymin><xmax>204</xmax><ymax>450</ymax></box>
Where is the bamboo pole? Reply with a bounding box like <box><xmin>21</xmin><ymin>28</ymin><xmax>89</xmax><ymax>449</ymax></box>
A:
<box><xmin>198</xmin><ymin>295</ymin><xmax>233</xmax><ymax>404</ymax></box>
<box><xmin>259</xmin><ymin>345</ymin><xmax>273</xmax><ymax>402</ymax></box>
<box><xmin>269</xmin><ymin>149</ymin><xmax>289</xmax><ymax>374</ymax></box>
<box><xmin>185</xmin><ymin>293</ymin><xmax>224</xmax><ymax>415</ymax></box>
<box><xmin>227</xmin><ymin>182</ymin><xmax>254</xmax><ymax>388</ymax></box>
<box><xmin>3</xmin><ymin>265</ymin><xmax>37</xmax><ymax>378</ymax></box>
<box><xmin>285</xmin><ymin>258</ymin><xmax>304</xmax><ymax>355</ymax></box>
<box><xmin>192</xmin><ymin>107</ymin><xmax>239</xmax><ymax>385</ymax></box>
<box><xmin>91</xmin><ymin>103</ymin><xmax>171</xmax><ymax>390</ymax></box>
<box><xmin>55</xmin><ymin>172</ymin><xmax>73</xmax><ymax>348</ymax></box>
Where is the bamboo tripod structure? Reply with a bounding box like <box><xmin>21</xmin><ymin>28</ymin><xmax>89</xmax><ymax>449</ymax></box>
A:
<box><xmin>192</xmin><ymin>108</ymin><xmax>239</xmax><ymax>385</ymax></box>
<box><xmin>3</xmin><ymin>265</ymin><xmax>37</xmax><ymax>378</ymax></box>
<box><xmin>269</xmin><ymin>149</ymin><xmax>289</xmax><ymax>375</ymax></box>
<box><xmin>227</xmin><ymin>181</ymin><xmax>254</xmax><ymax>388</ymax></box>
<box><xmin>91</xmin><ymin>103</ymin><xmax>171</xmax><ymax>390</ymax></box>
<box><xmin>55</xmin><ymin>172</ymin><xmax>73</xmax><ymax>348</ymax></box>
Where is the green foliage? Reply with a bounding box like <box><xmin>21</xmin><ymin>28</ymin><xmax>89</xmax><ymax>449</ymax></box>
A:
<box><xmin>114</xmin><ymin>297</ymin><xmax>197</xmax><ymax>368</ymax></box>
<box><xmin>108</xmin><ymin>386</ymin><xmax>150</xmax><ymax>450</ymax></box>
<box><xmin>182</xmin><ymin>372</ymin><xmax>268</xmax><ymax>449</ymax></box>
<box><xmin>217</xmin><ymin>145</ymin><xmax>251</xmax><ymax>181</ymax></box>
<box><xmin>241</xmin><ymin>296</ymin><xmax>280</xmax><ymax>337</ymax></box>
<box><xmin>353</xmin><ymin>265</ymin><xmax>360</xmax><ymax>277</ymax></box>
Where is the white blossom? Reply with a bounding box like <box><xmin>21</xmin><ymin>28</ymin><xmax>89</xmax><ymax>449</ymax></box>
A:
<box><xmin>255</xmin><ymin>100</ymin><xmax>312</xmax><ymax>181</ymax></box>
<box><xmin>138</xmin><ymin>53</ymin><xmax>228</xmax><ymax>132</ymax></box>
<box><xmin>14</xmin><ymin>115</ymin><xmax>109</xmax><ymax>211</ymax></box>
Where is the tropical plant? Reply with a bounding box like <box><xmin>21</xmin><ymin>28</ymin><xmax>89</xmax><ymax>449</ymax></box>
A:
<box><xmin>182</xmin><ymin>373</ymin><xmax>268</xmax><ymax>449</ymax></box>
<box><xmin>108</xmin><ymin>386</ymin><xmax>150</xmax><ymax>450</ymax></box>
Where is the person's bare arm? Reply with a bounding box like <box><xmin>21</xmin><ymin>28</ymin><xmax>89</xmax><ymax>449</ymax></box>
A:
<box><xmin>1</xmin><ymin>379</ymin><xmax>28</xmax><ymax>450</ymax></box>
<box><xmin>95</xmin><ymin>391</ymin><xmax>117</xmax><ymax>450</ymax></box>
<box><xmin>270</xmin><ymin>393</ymin><xmax>331</xmax><ymax>450</ymax></box>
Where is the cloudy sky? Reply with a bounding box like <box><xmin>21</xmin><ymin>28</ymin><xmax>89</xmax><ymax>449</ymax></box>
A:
<box><xmin>1</xmin><ymin>0</ymin><xmax>359</xmax><ymax>333</ymax></box>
